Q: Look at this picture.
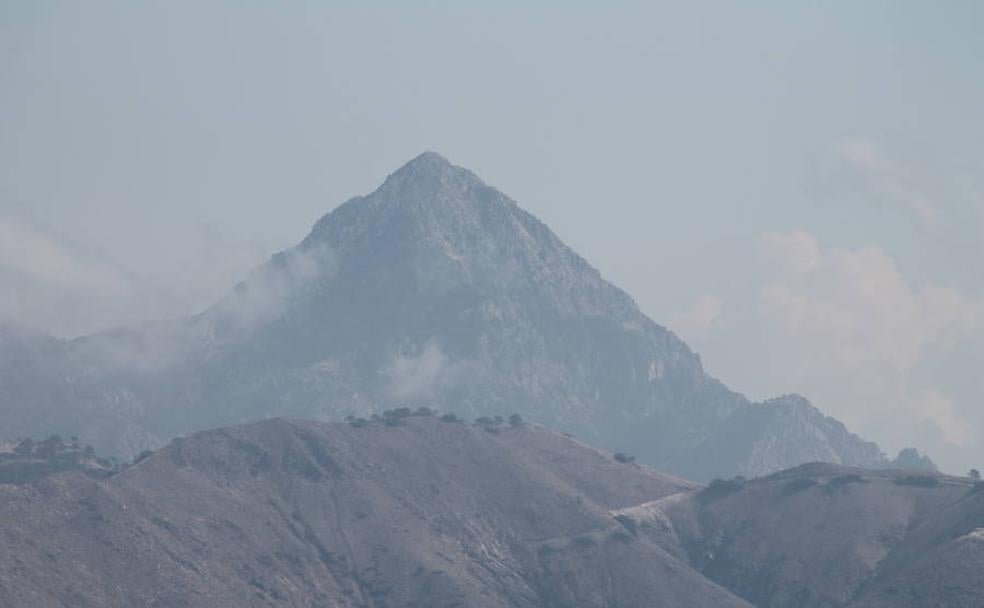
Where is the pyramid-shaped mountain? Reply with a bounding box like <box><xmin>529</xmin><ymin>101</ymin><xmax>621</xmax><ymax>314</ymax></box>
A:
<box><xmin>0</xmin><ymin>152</ymin><xmax>911</xmax><ymax>480</ymax></box>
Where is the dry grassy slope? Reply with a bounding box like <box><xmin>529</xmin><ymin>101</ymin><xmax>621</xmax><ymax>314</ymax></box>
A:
<box><xmin>849</xmin><ymin>487</ymin><xmax>984</xmax><ymax>608</ymax></box>
<box><xmin>0</xmin><ymin>417</ymin><xmax>749</xmax><ymax>608</ymax></box>
<box><xmin>619</xmin><ymin>462</ymin><xmax>984</xmax><ymax>608</ymax></box>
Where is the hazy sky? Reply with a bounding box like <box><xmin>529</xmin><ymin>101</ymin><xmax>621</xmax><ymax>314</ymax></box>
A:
<box><xmin>2</xmin><ymin>1</ymin><xmax>983</xmax><ymax>472</ymax></box>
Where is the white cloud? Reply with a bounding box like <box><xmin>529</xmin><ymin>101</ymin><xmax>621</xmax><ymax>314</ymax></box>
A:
<box><xmin>671</xmin><ymin>294</ymin><xmax>723</xmax><ymax>340</ymax></box>
<box><xmin>384</xmin><ymin>342</ymin><xmax>450</xmax><ymax>400</ymax></box>
<box><xmin>0</xmin><ymin>215</ymin><xmax>289</xmax><ymax>338</ymax></box>
<box><xmin>0</xmin><ymin>215</ymin><xmax>338</xmax><ymax>374</ymax></box>
<box><xmin>211</xmin><ymin>241</ymin><xmax>336</xmax><ymax>332</ymax></box>
<box><xmin>0</xmin><ymin>218</ymin><xmax>132</xmax><ymax>293</ymax></box>
<box><xmin>0</xmin><ymin>217</ymin><xmax>142</xmax><ymax>336</ymax></box>
<box><xmin>756</xmin><ymin>231</ymin><xmax>982</xmax><ymax>447</ymax></box>
<box><xmin>838</xmin><ymin>137</ymin><xmax>941</xmax><ymax>227</ymax></box>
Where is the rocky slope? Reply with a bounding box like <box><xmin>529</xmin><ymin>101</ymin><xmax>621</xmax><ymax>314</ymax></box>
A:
<box><xmin>0</xmin><ymin>152</ymin><xmax>921</xmax><ymax>480</ymax></box>
<box><xmin>0</xmin><ymin>417</ymin><xmax>749</xmax><ymax>608</ymax></box>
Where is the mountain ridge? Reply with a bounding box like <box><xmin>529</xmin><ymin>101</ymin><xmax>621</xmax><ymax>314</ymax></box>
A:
<box><xmin>0</xmin><ymin>152</ymin><xmax>930</xmax><ymax>480</ymax></box>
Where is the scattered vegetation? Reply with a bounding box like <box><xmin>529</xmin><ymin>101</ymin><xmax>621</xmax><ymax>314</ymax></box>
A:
<box><xmin>819</xmin><ymin>474</ymin><xmax>869</xmax><ymax>495</ymax></box>
<box><xmin>347</xmin><ymin>417</ymin><xmax>370</xmax><ymax>428</ymax></box>
<box><xmin>473</xmin><ymin>414</ymin><xmax>524</xmax><ymax>434</ymax></box>
<box><xmin>383</xmin><ymin>408</ymin><xmax>413</xmax><ymax>426</ymax></box>
<box><xmin>0</xmin><ymin>435</ymin><xmax>118</xmax><ymax>484</ymax></box>
<box><xmin>473</xmin><ymin>416</ymin><xmax>500</xmax><ymax>433</ymax></box>
<box><xmin>343</xmin><ymin>410</ymin><xmax>527</xmax><ymax>434</ymax></box>
<box><xmin>966</xmin><ymin>470</ymin><xmax>984</xmax><ymax>493</ymax></box>
<box><xmin>894</xmin><ymin>475</ymin><xmax>941</xmax><ymax>488</ymax></box>
<box><xmin>829</xmin><ymin>474</ymin><xmax>868</xmax><ymax>488</ymax></box>
<box><xmin>781</xmin><ymin>477</ymin><xmax>818</xmax><ymax>497</ymax></box>
<box><xmin>698</xmin><ymin>476</ymin><xmax>747</xmax><ymax>504</ymax></box>
<box><xmin>345</xmin><ymin>407</ymin><xmax>436</xmax><ymax>428</ymax></box>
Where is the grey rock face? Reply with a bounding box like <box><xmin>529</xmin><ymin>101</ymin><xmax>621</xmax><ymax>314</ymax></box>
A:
<box><xmin>0</xmin><ymin>152</ymin><xmax>899</xmax><ymax>480</ymax></box>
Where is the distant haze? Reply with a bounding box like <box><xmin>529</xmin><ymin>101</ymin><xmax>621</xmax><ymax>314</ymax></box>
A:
<box><xmin>1</xmin><ymin>2</ymin><xmax>982</xmax><ymax>473</ymax></box>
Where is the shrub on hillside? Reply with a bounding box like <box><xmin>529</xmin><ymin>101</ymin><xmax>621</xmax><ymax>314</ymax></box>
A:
<box><xmin>894</xmin><ymin>475</ymin><xmax>941</xmax><ymax>488</ymax></box>
<box><xmin>781</xmin><ymin>478</ymin><xmax>818</xmax><ymax>496</ymax></box>
<box><xmin>474</xmin><ymin>416</ymin><xmax>503</xmax><ymax>433</ymax></box>
<box><xmin>698</xmin><ymin>477</ymin><xmax>746</xmax><ymax>504</ymax></box>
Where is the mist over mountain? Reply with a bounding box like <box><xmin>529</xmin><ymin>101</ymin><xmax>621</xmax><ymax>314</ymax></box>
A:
<box><xmin>0</xmin><ymin>153</ymin><xmax>929</xmax><ymax>480</ymax></box>
<box><xmin>0</xmin><ymin>417</ymin><xmax>977</xmax><ymax>608</ymax></box>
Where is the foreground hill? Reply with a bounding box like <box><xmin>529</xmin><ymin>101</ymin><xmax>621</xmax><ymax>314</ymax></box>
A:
<box><xmin>0</xmin><ymin>416</ymin><xmax>750</xmax><ymax>608</ymax></box>
<box><xmin>616</xmin><ymin>462</ymin><xmax>984</xmax><ymax>608</ymax></box>
<box><xmin>0</xmin><ymin>417</ymin><xmax>979</xmax><ymax>607</ymax></box>
<box><xmin>0</xmin><ymin>152</ymin><xmax>922</xmax><ymax>480</ymax></box>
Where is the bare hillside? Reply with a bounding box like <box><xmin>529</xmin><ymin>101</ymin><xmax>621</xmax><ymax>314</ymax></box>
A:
<box><xmin>0</xmin><ymin>416</ymin><xmax>748</xmax><ymax>608</ymax></box>
<box><xmin>617</xmin><ymin>462</ymin><xmax>984</xmax><ymax>608</ymax></box>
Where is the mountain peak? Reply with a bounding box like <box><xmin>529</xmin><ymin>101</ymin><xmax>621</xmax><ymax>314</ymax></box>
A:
<box><xmin>4</xmin><ymin>152</ymin><xmax>900</xmax><ymax>484</ymax></box>
<box><xmin>380</xmin><ymin>150</ymin><xmax>466</xmax><ymax>186</ymax></box>
<box><xmin>304</xmin><ymin>150</ymin><xmax>500</xmax><ymax>247</ymax></box>
<box><xmin>398</xmin><ymin>150</ymin><xmax>454</xmax><ymax>172</ymax></box>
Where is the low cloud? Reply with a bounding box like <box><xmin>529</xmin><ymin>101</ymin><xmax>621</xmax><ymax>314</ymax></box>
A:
<box><xmin>0</xmin><ymin>213</ymin><xmax>346</xmax><ymax>380</ymax></box>
<box><xmin>0</xmin><ymin>217</ymin><xmax>141</xmax><ymax>337</ymax></box>
<box><xmin>671</xmin><ymin>294</ymin><xmax>723</xmax><ymax>340</ymax></box>
<box><xmin>838</xmin><ymin>137</ymin><xmax>941</xmax><ymax>227</ymax></box>
<box><xmin>756</xmin><ymin>231</ymin><xmax>982</xmax><ymax>448</ymax></box>
<box><xmin>212</xmin><ymin>242</ymin><xmax>336</xmax><ymax>333</ymax></box>
<box><xmin>384</xmin><ymin>342</ymin><xmax>452</xmax><ymax>401</ymax></box>
<box><xmin>0</xmin><ymin>215</ymin><xmax>294</xmax><ymax>339</ymax></box>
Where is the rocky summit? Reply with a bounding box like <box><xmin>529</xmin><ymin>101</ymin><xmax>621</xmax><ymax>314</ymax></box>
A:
<box><xmin>0</xmin><ymin>153</ymin><xmax>928</xmax><ymax>480</ymax></box>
